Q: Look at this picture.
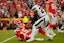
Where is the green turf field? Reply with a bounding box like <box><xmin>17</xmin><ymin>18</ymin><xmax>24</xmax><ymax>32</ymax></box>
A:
<box><xmin>0</xmin><ymin>30</ymin><xmax>64</xmax><ymax>43</ymax></box>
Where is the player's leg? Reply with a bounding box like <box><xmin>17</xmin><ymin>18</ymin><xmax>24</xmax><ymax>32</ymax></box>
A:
<box><xmin>44</xmin><ymin>13</ymin><xmax>56</xmax><ymax>37</ymax></box>
<box><xmin>15</xmin><ymin>29</ymin><xmax>24</xmax><ymax>41</ymax></box>
<box><xmin>46</xmin><ymin>23</ymin><xmax>56</xmax><ymax>38</ymax></box>
<box><xmin>46</xmin><ymin>15</ymin><xmax>56</xmax><ymax>37</ymax></box>
<box><xmin>39</xmin><ymin>28</ymin><xmax>53</xmax><ymax>40</ymax></box>
<box><xmin>56</xmin><ymin>23</ymin><xmax>64</xmax><ymax>33</ymax></box>
<box><xmin>26</xmin><ymin>17</ymin><xmax>45</xmax><ymax>42</ymax></box>
<box><xmin>40</xmin><ymin>15</ymin><xmax>54</xmax><ymax>40</ymax></box>
<box><xmin>26</xmin><ymin>15</ymin><xmax>53</xmax><ymax>42</ymax></box>
<box><xmin>54</xmin><ymin>17</ymin><xmax>64</xmax><ymax>33</ymax></box>
<box><xmin>49</xmin><ymin>28</ymin><xmax>56</xmax><ymax>37</ymax></box>
<box><xmin>19</xmin><ymin>33</ymin><xmax>25</xmax><ymax>41</ymax></box>
<box><xmin>60</xmin><ymin>20</ymin><xmax>64</xmax><ymax>31</ymax></box>
<box><xmin>26</xmin><ymin>25</ymin><xmax>39</xmax><ymax>42</ymax></box>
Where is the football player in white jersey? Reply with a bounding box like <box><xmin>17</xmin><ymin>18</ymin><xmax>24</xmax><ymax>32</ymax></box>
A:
<box><xmin>26</xmin><ymin>5</ymin><xmax>54</xmax><ymax>42</ymax></box>
<box><xmin>32</xmin><ymin>5</ymin><xmax>46</xmax><ymax>17</ymax></box>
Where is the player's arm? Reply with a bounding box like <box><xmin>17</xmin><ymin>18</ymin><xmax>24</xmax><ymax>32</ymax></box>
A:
<box><xmin>45</xmin><ymin>2</ymin><xmax>49</xmax><ymax>14</ymax></box>
<box><xmin>32</xmin><ymin>6</ymin><xmax>37</xmax><ymax>12</ymax></box>
<box><xmin>45</xmin><ymin>2</ymin><xmax>52</xmax><ymax>19</ymax></box>
<box><xmin>32</xmin><ymin>6</ymin><xmax>38</xmax><ymax>17</ymax></box>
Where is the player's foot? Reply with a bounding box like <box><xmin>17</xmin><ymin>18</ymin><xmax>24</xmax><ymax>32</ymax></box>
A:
<box><xmin>46</xmin><ymin>34</ymin><xmax>53</xmax><ymax>40</ymax></box>
<box><xmin>50</xmin><ymin>33</ymin><xmax>56</xmax><ymax>38</ymax></box>
<box><xmin>61</xmin><ymin>29</ymin><xmax>64</xmax><ymax>30</ymax></box>
<box><xmin>58</xmin><ymin>30</ymin><xmax>64</xmax><ymax>33</ymax></box>
<box><xmin>52</xmin><ymin>34</ymin><xmax>56</xmax><ymax>38</ymax></box>
<box><xmin>35</xmin><ymin>38</ymin><xmax>44</xmax><ymax>41</ymax></box>
<box><xmin>26</xmin><ymin>38</ymin><xmax>34</xmax><ymax>42</ymax></box>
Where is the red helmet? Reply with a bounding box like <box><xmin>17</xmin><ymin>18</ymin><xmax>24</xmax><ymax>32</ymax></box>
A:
<box><xmin>13</xmin><ymin>19</ymin><xmax>21</xmax><ymax>26</ymax></box>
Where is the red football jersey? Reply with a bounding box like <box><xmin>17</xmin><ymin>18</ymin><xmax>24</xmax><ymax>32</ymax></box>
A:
<box><xmin>46</xmin><ymin>1</ymin><xmax>56</xmax><ymax>14</ymax></box>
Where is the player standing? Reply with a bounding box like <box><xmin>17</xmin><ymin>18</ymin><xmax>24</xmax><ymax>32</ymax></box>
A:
<box><xmin>45</xmin><ymin>0</ymin><xmax>64</xmax><ymax>36</ymax></box>
<box><xmin>26</xmin><ymin>5</ymin><xmax>53</xmax><ymax>42</ymax></box>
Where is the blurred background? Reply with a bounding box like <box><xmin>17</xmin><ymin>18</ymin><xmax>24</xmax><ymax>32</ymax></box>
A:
<box><xmin>0</xmin><ymin>0</ymin><xmax>63</xmax><ymax>30</ymax></box>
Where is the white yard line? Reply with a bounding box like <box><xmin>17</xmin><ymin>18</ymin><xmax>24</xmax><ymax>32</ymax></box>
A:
<box><xmin>0</xmin><ymin>35</ymin><xmax>16</xmax><ymax>43</ymax></box>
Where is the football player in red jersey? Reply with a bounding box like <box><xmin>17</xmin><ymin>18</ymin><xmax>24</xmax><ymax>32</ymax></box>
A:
<box><xmin>13</xmin><ymin>19</ymin><xmax>45</xmax><ymax>41</ymax></box>
<box><xmin>45</xmin><ymin>0</ymin><xmax>64</xmax><ymax>37</ymax></box>
<box><xmin>13</xmin><ymin>19</ymin><xmax>31</xmax><ymax>40</ymax></box>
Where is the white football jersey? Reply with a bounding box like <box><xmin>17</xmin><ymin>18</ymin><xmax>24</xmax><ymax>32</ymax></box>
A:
<box><xmin>32</xmin><ymin>5</ymin><xmax>46</xmax><ymax>17</ymax></box>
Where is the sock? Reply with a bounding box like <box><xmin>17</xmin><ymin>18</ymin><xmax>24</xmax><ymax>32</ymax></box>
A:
<box><xmin>39</xmin><ymin>28</ymin><xmax>46</xmax><ymax>35</ymax></box>
<box><xmin>27</xmin><ymin>30</ymin><xmax>32</xmax><ymax>35</ymax></box>
<box><xmin>49</xmin><ymin>29</ymin><xmax>56</xmax><ymax>35</ymax></box>
<box><xmin>29</xmin><ymin>25</ymin><xmax>39</xmax><ymax>39</ymax></box>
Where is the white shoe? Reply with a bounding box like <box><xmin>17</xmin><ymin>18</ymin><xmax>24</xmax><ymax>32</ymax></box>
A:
<box><xmin>58</xmin><ymin>30</ymin><xmax>64</xmax><ymax>33</ymax></box>
<box><xmin>35</xmin><ymin>38</ymin><xmax>44</xmax><ymax>41</ymax></box>
<box><xmin>50</xmin><ymin>33</ymin><xmax>56</xmax><ymax>37</ymax></box>
<box><xmin>46</xmin><ymin>34</ymin><xmax>53</xmax><ymax>40</ymax></box>
<box><xmin>52</xmin><ymin>34</ymin><xmax>56</xmax><ymax>37</ymax></box>
<box><xmin>26</xmin><ymin>38</ymin><xmax>34</xmax><ymax>42</ymax></box>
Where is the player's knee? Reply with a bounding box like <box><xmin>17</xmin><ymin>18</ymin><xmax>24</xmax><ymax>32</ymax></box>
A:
<box><xmin>48</xmin><ymin>23</ymin><xmax>53</xmax><ymax>28</ymax></box>
<box><xmin>55</xmin><ymin>23</ymin><xmax>58</xmax><ymax>27</ymax></box>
